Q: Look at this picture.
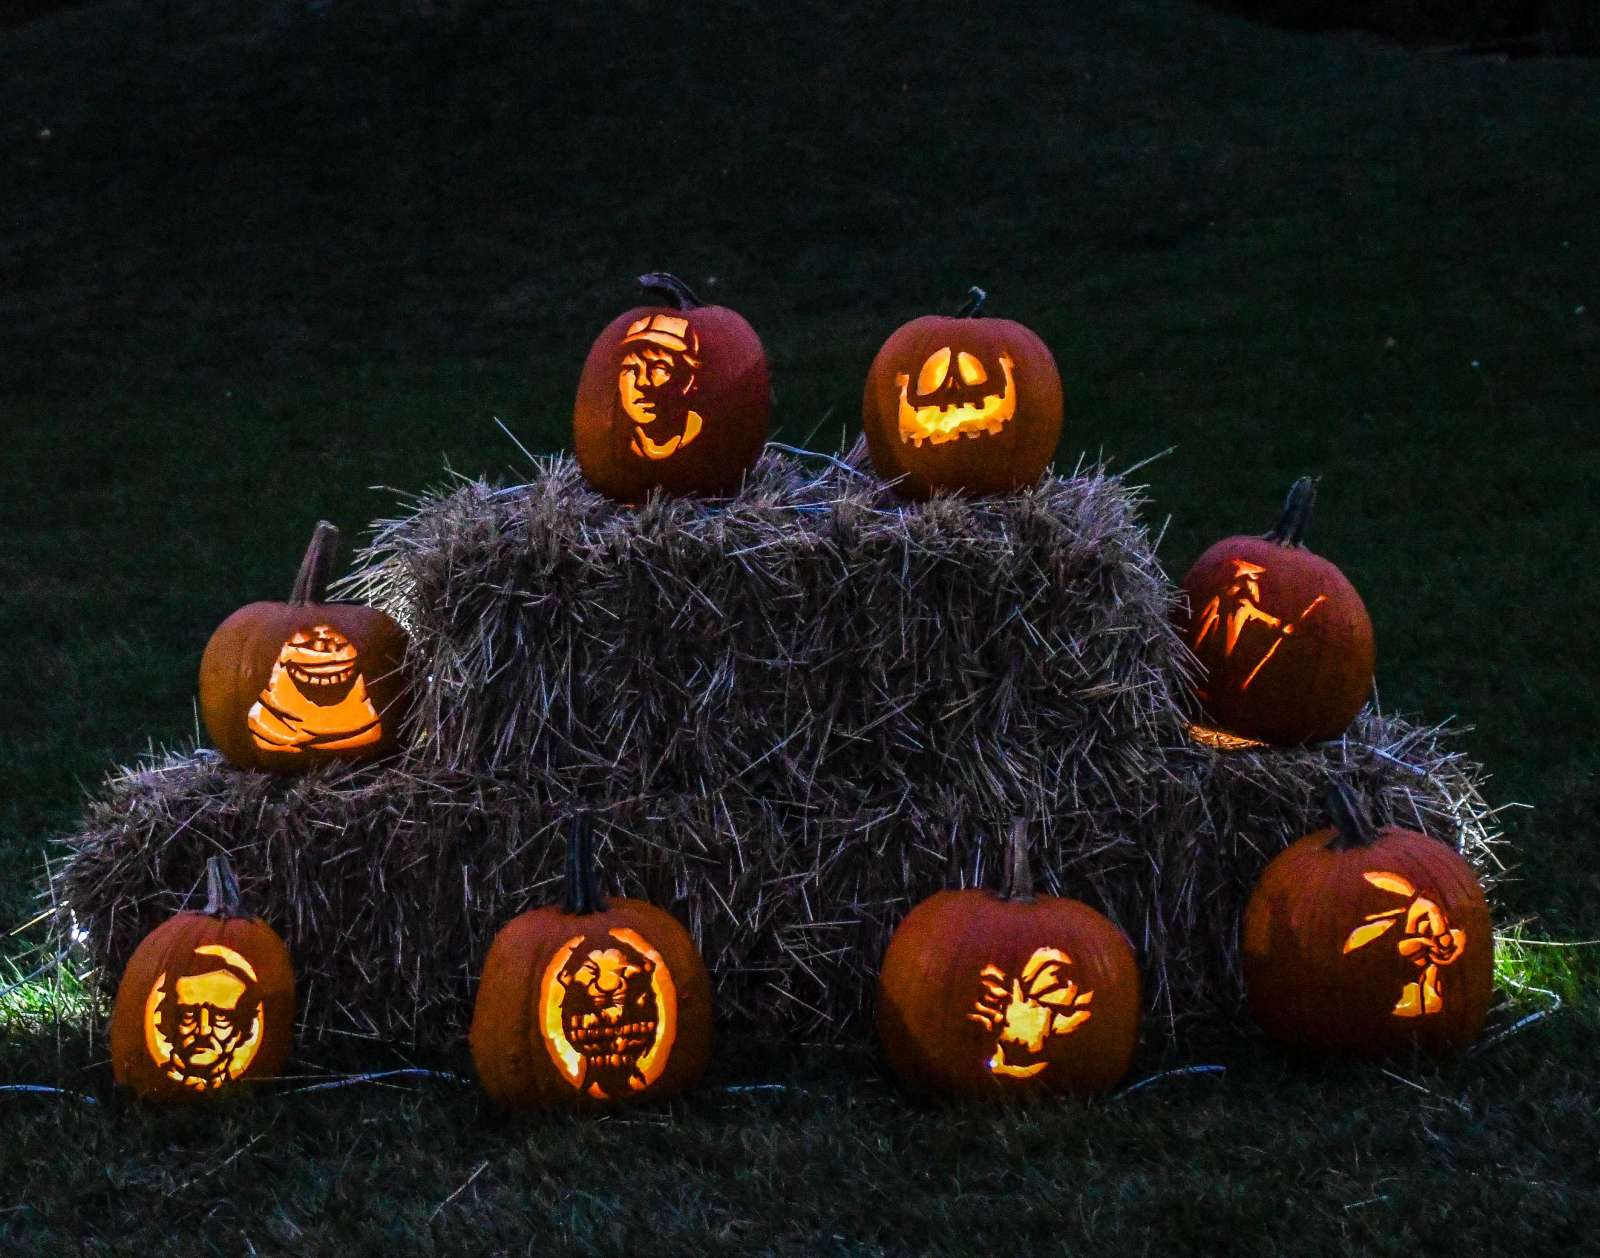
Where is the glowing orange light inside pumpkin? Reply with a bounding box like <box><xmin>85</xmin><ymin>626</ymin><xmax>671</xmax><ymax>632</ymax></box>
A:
<box><xmin>1341</xmin><ymin>871</ymin><xmax>1467</xmax><ymax>1018</ymax></box>
<box><xmin>246</xmin><ymin>623</ymin><xmax>382</xmax><ymax>754</ymax></box>
<box><xmin>142</xmin><ymin>943</ymin><xmax>266</xmax><ymax>1091</ymax></box>
<box><xmin>895</xmin><ymin>347</ymin><xmax>1017</xmax><ymax>447</ymax></box>
<box><xmin>1191</xmin><ymin>559</ymin><xmax>1327</xmax><ymax>691</ymax></box>
<box><xmin>617</xmin><ymin>314</ymin><xmax>705</xmax><ymax>461</ymax></box>
<box><xmin>1185</xmin><ymin>722</ymin><xmax>1271</xmax><ymax>751</ymax></box>
<box><xmin>538</xmin><ymin>926</ymin><xmax>678</xmax><ymax>1100</ymax></box>
<box><xmin>966</xmin><ymin>947</ymin><xmax>1094</xmax><ymax>1078</ymax></box>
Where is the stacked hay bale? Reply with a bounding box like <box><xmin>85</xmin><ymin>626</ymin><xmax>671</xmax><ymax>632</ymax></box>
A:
<box><xmin>55</xmin><ymin>450</ymin><xmax>1500</xmax><ymax>1051</ymax></box>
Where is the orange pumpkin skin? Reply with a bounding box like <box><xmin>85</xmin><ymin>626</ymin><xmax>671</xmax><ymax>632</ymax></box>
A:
<box><xmin>198</xmin><ymin>522</ymin><xmax>410</xmax><ymax>773</ymax></box>
<box><xmin>862</xmin><ymin>288</ymin><xmax>1063</xmax><ymax>500</ymax></box>
<box><xmin>470</xmin><ymin>826</ymin><xmax>712</xmax><ymax>1110</ymax></box>
<box><xmin>1178</xmin><ymin>479</ymin><xmax>1373</xmax><ymax>745</ymax></box>
<box><xmin>876</xmin><ymin>840</ymin><xmax>1139</xmax><ymax>1099</ymax></box>
<box><xmin>573</xmin><ymin>273</ymin><xmax>770</xmax><ymax>502</ymax></box>
<box><xmin>109</xmin><ymin>862</ymin><xmax>295</xmax><ymax>1102</ymax></box>
<box><xmin>1243</xmin><ymin>793</ymin><xmax>1492</xmax><ymax>1057</ymax></box>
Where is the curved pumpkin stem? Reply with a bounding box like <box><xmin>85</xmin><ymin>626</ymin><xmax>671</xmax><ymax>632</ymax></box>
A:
<box><xmin>997</xmin><ymin>817</ymin><xmax>1036</xmax><ymax>903</ymax></box>
<box><xmin>637</xmin><ymin>272</ymin><xmax>703</xmax><ymax>311</ymax></box>
<box><xmin>1266</xmin><ymin>477</ymin><xmax>1317</xmax><ymax>548</ymax></box>
<box><xmin>1325</xmin><ymin>784</ymin><xmax>1377</xmax><ymax>851</ymax></box>
<box><xmin>954</xmin><ymin>286</ymin><xmax>988</xmax><ymax>318</ymax></box>
<box><xmin>288</xmin><ymin>520</ymin><xmax>340</xmax><ymax>606</ymax></box>
<box><xmin>563</xmin><ymin>815</ymin><xmax>607</xmax><ymax>916</ymax></box>
<box><xmin>203</xmin><ymin>853</ymin><xmax>243</xmax><ymax>918</ymax></box>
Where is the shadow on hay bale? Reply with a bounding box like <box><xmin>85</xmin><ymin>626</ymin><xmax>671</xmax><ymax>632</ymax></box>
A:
<box><xmin>52</xmin><ymin>451</ymin><xmax>1503</xmax><ymax>1051</ymax></box>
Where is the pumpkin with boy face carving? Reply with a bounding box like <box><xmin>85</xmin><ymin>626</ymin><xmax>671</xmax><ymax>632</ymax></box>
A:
<box><xmin>574</xmin><ymin>273</ymin><xmax>771</xmax><ymax>502</ymax></box>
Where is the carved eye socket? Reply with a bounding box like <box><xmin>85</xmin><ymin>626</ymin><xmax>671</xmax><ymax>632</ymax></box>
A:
<box><xmin>917</xmin><ymin>347</ymin><xmax>952</xmax><ymax>395</ymax></box>
<box><xmin>956</xmin><ymin>352</ymin><xmax>987</xmax><ymax>386</ymax></box>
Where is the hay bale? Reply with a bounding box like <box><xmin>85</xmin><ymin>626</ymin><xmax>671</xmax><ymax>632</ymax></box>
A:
<box><xmin>54</xmin><ymin>715</ymin><xmax>1498</xmax><ymax>1051</ymax></box>
<box><xmin>51</xmin><ymin>451</ymin><xmax>1503</xmax><ymax>1050</ymax></box>
<box><xmin>341</xmin><ymin>447</ymin><xmax>1190</xmax><ymax>817</ymax></box>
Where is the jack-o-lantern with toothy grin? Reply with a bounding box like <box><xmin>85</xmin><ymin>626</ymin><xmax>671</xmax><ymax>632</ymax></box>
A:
<box><xmin>199</xmin><ymin>521</ymin><xmax>411</xmax><ymax>772</ymax></box>
<box><xmin>574</xmin><ymin>273</ymin><xmax>771</xmax><ymax>502</ymax></box>
<box><xmin>863</xmin><ymin>287</ymin><xmax>1063</xmax><ymax>499</ymax></box>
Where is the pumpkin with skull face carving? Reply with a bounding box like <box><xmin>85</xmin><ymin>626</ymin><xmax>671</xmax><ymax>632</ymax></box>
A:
<box><xmin>470</xmin><ymin>819</ymin><xmax>713</xmax><ymax>1109</ymax></box>
<box><xmin>110</xmin><ymin>855</ymin><xmax>295</xmax><ymax>1102</ymax></box>
<box><xmin>199</xmin><ymin>521</ymin><xmax>410</xmax><ymax>773</ymax></box>
<box><xmin>574</xmin><ymin>272</ymin><xmax>771</xmax><ymax>502</ymax></box>
<box><xmin>863</xmin><ymin>288</ymin><xmax>1063</xmax><ymax>499</ymax></box>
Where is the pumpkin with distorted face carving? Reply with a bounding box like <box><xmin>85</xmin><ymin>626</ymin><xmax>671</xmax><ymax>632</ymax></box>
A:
<box><xmin>862</xmin><ymin>287</ymin><xmax>1063</xmax><ymax>499</ymax></box>
<box><xmin>110</xmin><ymin>855</ymin><xmax>295</xmax><ymax>1101</ymax></box>
<box><xmin>1178</xmin><ymin>477</ymin><xmax>1374</xmax><ymax>746</ymax></box>
<box><xmin>1243</xmin><ymin>786</ymin><xmax>1493</xmax><ymax>1057</ymax></box>
<box><xmin>573</xmin><ymin>272</ymin><xmax>771</xmax><ymax>502</ymax></box>
<box><xmin>198</xmin><ymin>521</ymin><xmax>410</xmax><ymax>773</ymax></box>
<box><xmin>875</xmin><ymin>822</ymin><xmax>1139</xmax><ymax>1098</ymax></box>
<box><xmin>470</xmin><ymin>819</ymin><xmax>713</xmax><ymax>1109</ymax></box>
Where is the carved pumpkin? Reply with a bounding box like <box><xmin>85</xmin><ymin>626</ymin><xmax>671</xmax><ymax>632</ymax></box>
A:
<box><xmin>1242</xmin><ymin>786</ymin><xmax>1493</xmax><ymax>1056</ymax></box>
<box><xmin>1178</xmin><ymin>477</ymin><xmax>1374</xmax><ymax>745</ymax></box>
<box><xmin>862</xmin><ymin>287</ymin><xmax>1063</xmax><ymax>499</ymax></box>
<box><xmin>199</xmin><ymin>521</ymin><xmax>410</xmax><ymax>773</ymax></box>
<box><xmin>469</xmin><ymin>819</ymin><xmax>713</xmax><ymax>1109</ymax></box>
<box><xmin>875</xmin><ymin>822</ymin><xmax>1139</xmax><ymax>1098</ymax></box>
<box><xmin>109</xmin><ymin>855</ymin><xmax>295</xmax><ymax>1101</ymax></box>
<box><xmin>573</xmin><ymin>272</ymin><xmax>771</xmax><ymax>501</ymax></box>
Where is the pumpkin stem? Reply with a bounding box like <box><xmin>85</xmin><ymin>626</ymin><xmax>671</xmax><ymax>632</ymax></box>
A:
<box><xmin>203</xmin><ymin>854</ymin><xmax>243</xmax><ymax>918</ymax></box>
<box><xmin>1325</xmin><ymin>784</ymin><xmax>1378</xmax><ymax>851</ymax></box>
<box><xmin>563</xmin><ymin>815</ymin><xmax>607</xmax><ymax>916</ymax></box>
<box><xmin>997</xmin><ymin>818</ymin><xmax>1036</xmax><ymax>902</ymax></box>
<box><xmin>1266</xmin><ymin>476</ymin><xmax>1317</xmax><ymax>547</ymax></box>
<box><xmin>637</xmin><ymin>272</ymin><xmax>703</xmax><ymax>311</ymax></box>
<box><xmin>288</xmin><ymin>520</ymin><xmax>340</xmax><ymax>605</ymax></box>
<box><xmin>954</xmin><ymin>286</ymin><xmax>988</xmax><ymax>318</ymax></box>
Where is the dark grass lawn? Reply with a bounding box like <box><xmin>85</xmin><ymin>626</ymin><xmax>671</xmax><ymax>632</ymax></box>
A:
<box><xmin>3</xmin><ymin>0</ymin><xmax>1598</xmax><ymax>1251</ymax></box>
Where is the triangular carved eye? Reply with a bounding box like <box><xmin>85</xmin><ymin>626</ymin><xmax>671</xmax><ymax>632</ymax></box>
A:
<box><xmin>917</xmin><ymin>347</ymin><xmax>952</xmax><ymax>395</ymax></box>
<box><xmin>956</xmin><ymin>352</ymin><xmax>988</xmax><ymax>386</ymax></box>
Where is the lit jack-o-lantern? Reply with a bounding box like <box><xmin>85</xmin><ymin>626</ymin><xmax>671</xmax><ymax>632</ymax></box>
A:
<box><xmin>876</xmin><ymin>822</ymin><xmax>1139</xmax><ymax>1098</ymax></box>
<box><xmin>863</xmin><ymin>287</ymin><xmax>1063</xmax><ymax>499</ymax></box>
<box><xmin>110</xmin><ymin>855</ymin><xmax>295</xmax><ymax>1102</ymax></box>
<box><xmin>470</xmin><ymin>819</ymin><xmax>712</xmax><ymax>1109</ymax></box>
<box><xmin>574</xmin><ymin>272</ymin><xmax>771</xmax><ymax>501</ymax></box>
<box><xmin>199</xmin><ymin>521</ymin><xmax>410</xmax><ymax>773</ymax></box>
<box><xmin>539</xmin><ymin>926</ymin><xmax>678</xmax><ymax>1100</ymax></box>
<box><xmin>1242</xmin><ymin>785</ymin><xmax>1493</xmax><ymax>1057</ymax></box>
<box><xmin>1179</xmin><ymin>477</ymin><xmax>1374</xmax><ymax>745</ymax></box>
<box><xmin>969</xmin><ymin>948</ymin><xmax>1096</xmax><ymax>1079</ymax></box>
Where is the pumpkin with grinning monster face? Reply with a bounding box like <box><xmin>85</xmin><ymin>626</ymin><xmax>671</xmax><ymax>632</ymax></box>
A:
<box><xmin>470</xmin><ymin>819</ymin><xmax>712</xmax><ymax>1109</ymax></box>
<box><xmin>199</xmin><ymin>521</ymin><xmax>410</xmax><ymax>772</ymax></box>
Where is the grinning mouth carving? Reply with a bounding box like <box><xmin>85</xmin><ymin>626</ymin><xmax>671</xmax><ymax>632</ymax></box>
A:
<box><xmin>246</xmin><ymin>623</ymin><xmax>382</xmax><ymax>753</ymax></box>
<box><xmin>896</xmin><ymin>351</ymin><xmax>1016</xmax><ymax>447</ymax></box>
